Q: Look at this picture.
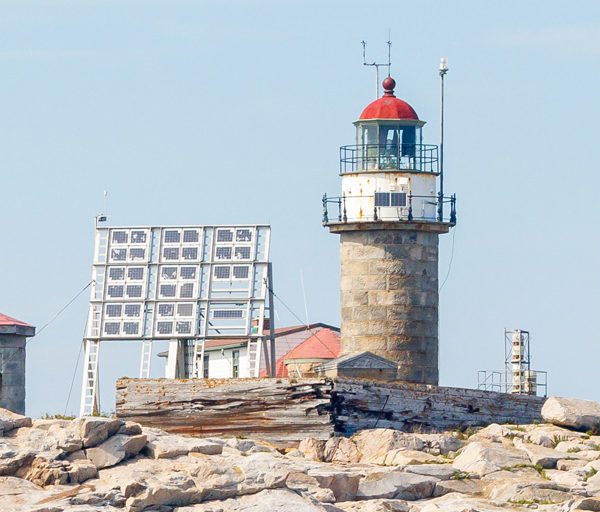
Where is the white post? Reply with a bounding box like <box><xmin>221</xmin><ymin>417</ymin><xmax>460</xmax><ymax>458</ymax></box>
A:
<box><xmin>79</xmin><ymin>339</ymin><xmax>100</xmax><ymax>416</ymax></box>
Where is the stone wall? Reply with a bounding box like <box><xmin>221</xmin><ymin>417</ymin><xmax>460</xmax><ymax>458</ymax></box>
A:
<box><xmin>340</xmin><ymin>229</ymin><xmax>440</xmax><ymax>384</ymax></box>
<box><xmin>0</xmin><ymin>334</ymin><xmax>26</xmax><ymax>415</ymax></box>
<box><xmin>116</xmin><ymin>377</ymin><xmax>545</xmax><ymax>444</ymax></box>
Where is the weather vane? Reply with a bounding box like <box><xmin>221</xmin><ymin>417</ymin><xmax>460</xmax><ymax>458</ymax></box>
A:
<box><xmin>361</xmin><ymin>38</ymin><xmax>391</xmax><ymax>99</ymax></box>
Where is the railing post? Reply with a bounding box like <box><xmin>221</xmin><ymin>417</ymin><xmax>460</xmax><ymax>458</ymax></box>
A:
<box><xmin>437</xmin><ymin>191</ymin><xmax>443</xmax><ymax>222</ymax></box>
<box><xmin>374</xmin><ymin>205</ymin><xmax>378</xmax><ymax>221</ymax></box>
<box><xmin>342</xmin><ymin>194</ymin><xmax>348</xmax><ymax>223</ymax></box>
<box><xmin>408</xmin><ymin>193</ymin><xmax>413</xmax><ymax>221</ymax></box>
<box><xmin>322</xmin><ymin>194</ymin><xmax>328</xmax><ymax>224</ymax></box>
<box><xmin>337</xmin><ymin>198</ymin><xmax>342</xmax><ymax>222</ymax></box>
<box><xmin>450</xmin><ymin>194</ymin><xmax>457</xmax><ymax>224</ymax></box>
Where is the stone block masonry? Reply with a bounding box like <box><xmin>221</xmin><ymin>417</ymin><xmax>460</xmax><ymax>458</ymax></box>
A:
<box><xmin>0</xmin><ymin>334</ymin><xmax>26</xmax><ymax>415</ymax></box>
<box><xmin>339</xmin><ymin>228</ymin><xmax>441</xmax><ymax>384</ymax></box>
<box><xmin>116</xmin><ymin>377</ymin><xmax>545</xmax><ymax>446</ymax></box>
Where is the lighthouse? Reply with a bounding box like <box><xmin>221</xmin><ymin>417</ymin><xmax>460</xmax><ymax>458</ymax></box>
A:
<box><xmin>323</xmin><ymin>75</ymin><xmax>456</xmax><ymax>385</ymax></box>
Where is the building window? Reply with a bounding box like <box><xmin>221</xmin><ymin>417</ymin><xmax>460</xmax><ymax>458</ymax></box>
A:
<box><xmin>232</xmin><ymin>350</ymin><xmax>239</xmax><ymax>378</ymax></box>
<box><xmin>203</xmin><ymin>354</ymin><xmax>210</xmax><ymax>379</ymax></box>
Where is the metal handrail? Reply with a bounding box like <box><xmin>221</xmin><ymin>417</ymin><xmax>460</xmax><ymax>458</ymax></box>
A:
<box><xmin>322</xmin><ymin>193</ymin><xmax>457</xmax><ymax>225</ymax></box>
<box><xmin>340</xmin><ymin>143</ymin><xmax>439</xmax><ymax>174</ymax></box>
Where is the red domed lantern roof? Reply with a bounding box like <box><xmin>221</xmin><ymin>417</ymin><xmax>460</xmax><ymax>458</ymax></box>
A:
<box><xmin>359</xmin><ymin>76</ymin><xmax>419</xmax><ymax>121</ymax></box>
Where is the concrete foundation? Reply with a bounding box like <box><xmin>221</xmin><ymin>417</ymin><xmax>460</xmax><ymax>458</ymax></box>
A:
<box><xmin>336</xmin><ymin>224</ymin><xmax>448</xmax><ymax>385</ymax></box>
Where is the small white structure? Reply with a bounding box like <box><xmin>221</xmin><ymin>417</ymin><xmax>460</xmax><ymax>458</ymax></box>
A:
<box><xmin>477</xmin><ymin>329</ymin><xmax>547</xmax><ymax>396</ymax></box>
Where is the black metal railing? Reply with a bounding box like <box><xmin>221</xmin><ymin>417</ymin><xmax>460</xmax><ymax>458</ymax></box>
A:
<box><xmin>340</xmin><ymin>143</ymin><xmax>439</xmax><ymax>174</ymax></box>
<box><xmin>322</xmin><ymin>193</ymin><xmax>457</xmax><ymax>225</ymax></box>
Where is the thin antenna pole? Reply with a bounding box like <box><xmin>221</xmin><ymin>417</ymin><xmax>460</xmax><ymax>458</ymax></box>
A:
<box><xmin>300</xmin><ymin>270</ymin><xmax>309</xmax><ymax>327</ymax></box>
<box><xmin>438</xmin><ymin>58</ymin><xmax>448</xmax><ymax>222</ymax></box>
<box><xmin>387</xmin><ymin>37</ymin><xmax>391</xmax><ymax>76</ymax></box>
<box><xmin>362</xmin><ymin>40</ymin><xmax>392</xmax><ymax>100</ymax></box>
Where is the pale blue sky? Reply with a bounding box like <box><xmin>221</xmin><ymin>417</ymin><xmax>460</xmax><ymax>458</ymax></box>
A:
<box><xmin>0</xmin><ymin>1</ymin><xmax>598</xmax><ymax>417</ymax></box>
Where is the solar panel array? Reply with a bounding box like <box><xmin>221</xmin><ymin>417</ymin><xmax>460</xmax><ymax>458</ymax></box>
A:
<box><xmin>86</xmin><ymin>225</ymin><xmax>271</xmax><ymax>340</ymax></box>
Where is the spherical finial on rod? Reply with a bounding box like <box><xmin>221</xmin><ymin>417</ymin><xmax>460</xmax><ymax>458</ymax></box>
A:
<box><xmin>382</xmin><ymin>76</ymin><xmax>396</xmax><ymax>96</ymax></box>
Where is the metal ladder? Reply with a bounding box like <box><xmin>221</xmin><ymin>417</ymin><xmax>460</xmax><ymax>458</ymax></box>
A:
<box><xmin>79</xmin><ymin>339</ymin><xmax>100</xmax><ymax>416</ymax></box>
<box><xmin>139</xmin><ymin>340</ymin><xmax>153</xmax><ymax>378</ymax></box>
<box><xmin>247</xmin><ymin>337</ymin><xmax>262</xmax><ymax>377</ymax></box>
<box><xmin>192</xmin><ymin>339</ymin><xmax>205</xmax><ymax>378</ymax></box>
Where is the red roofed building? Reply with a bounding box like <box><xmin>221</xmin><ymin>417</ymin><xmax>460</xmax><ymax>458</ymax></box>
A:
<box><xmin>159</xmin><ymin>323</ymin><xmax>340</xmax><ymax>379</ymax></box>
<box><xmin>0</xmin><ymin>313</ymin><xmax>35</xmax><ymax>415</ymax></box>
<box><xmin>260</xmin><ymin>327</ymin><xmax>340</xmax><ymax>378</ymax></box>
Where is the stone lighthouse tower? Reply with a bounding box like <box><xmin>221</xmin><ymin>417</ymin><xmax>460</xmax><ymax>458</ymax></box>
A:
<box><xmin>323</xmin><ymin>76</ymin><xmax>456</xmax><ymax>385</ymax></box>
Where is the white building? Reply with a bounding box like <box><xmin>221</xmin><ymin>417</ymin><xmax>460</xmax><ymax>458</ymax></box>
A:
<box><xmin>159</xmin><ymin>323</ymin><xmax>339</xmax><ymax>379</ymax></box>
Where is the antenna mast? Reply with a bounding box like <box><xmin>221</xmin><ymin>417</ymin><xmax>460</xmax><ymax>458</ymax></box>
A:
<box><xmin>362</xmin><ymin>39</ymin><xmax>392</xmax><ymax>99</ymax></box>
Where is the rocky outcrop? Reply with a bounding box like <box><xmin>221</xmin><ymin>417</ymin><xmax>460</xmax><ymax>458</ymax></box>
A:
<box><xmin>3</xmin><ymin>396</ymin><xmax>600</xmax><ymax>511</ymax></box>
<box><xmin>542</xmin><ymin>397</ymin><xmax>600</xmax><ymax>431</ymax></box>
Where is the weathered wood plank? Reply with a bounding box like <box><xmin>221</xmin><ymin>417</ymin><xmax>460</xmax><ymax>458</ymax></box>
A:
<box><xmin>331</xmin><ymin>379</ymin><xmax>545</xmax><ymax>434</ymax></box>
<box><xmin>116</xmin><ymin>378</ymin><xmax>334</xmax><ymax>446</ymax></box>
<box><xmin>116</xmin><ymin>377</ymin><xmax>545</xmax><ymax>446</ymax></box>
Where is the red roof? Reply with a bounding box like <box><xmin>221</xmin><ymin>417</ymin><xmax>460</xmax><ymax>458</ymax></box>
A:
<box><xmin>259</xmin><ymin>328</ymin><xmax>340</xmax><ymax>378</ymax></box>
<box><xmin>359</xmin><ymin>76</ymin><xmax>419</xmax><ymax>121</ymax></box>
<box><xmin>202</xmin><ymin>323</ymin><xmax>340</xmax><ymax>351</ymax></box>
<box><xmin>0</xmin><ymin>313</ymin><xmax>33</xmax><ymax>328</ymax></box>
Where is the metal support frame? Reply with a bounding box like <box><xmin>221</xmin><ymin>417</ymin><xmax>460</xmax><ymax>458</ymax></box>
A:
<box><xmin>139</xmin><ymin>340</ymin><xmax>152</xmax><ymax>378</ymax></box>
<box><xmin>80</xmin><ymin>223</ymin><xmax>272</xmax><ymax>414</ymax></box>
<box><xmin>79</xmin><ymin>339</ymin><xmax>100</xmax><ymax>416</ymax></box>
<box><xmin>267</xmin><ymin>263</ymin><xmax>276</xmax><ymax>377</ymax></box>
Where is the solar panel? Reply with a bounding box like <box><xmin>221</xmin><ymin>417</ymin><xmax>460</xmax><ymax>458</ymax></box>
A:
<box><xmin>126</xmin><ymin>285</ymin><xmax>143</xmax><ymax>298</ymax></box>
<box><xmin>179</xmin><ymin>283</ymin><xmax>194</xmax><ymax>298</ymax></box>
<box><xmin>217</xmin><ymin>229</ymin><xmax>233</xmax><ymax>242</ymax></box>
<box><xmin>124</xmin><ymin>304</ymin><xmax>141</xmax><ymax>317</ymax></box>
<box><xmin>183</xmin><ymin>230</ymin><xmax>199</xmax><ymax>243</ymax></box>
<box><xmin>214</xmin><ymin>266</ymin><xmax>230</xmax><ymax>279</ymax></box>
<box><xmin>131</xmin><ymin>231</ymin><xmax>147</xmax><ymax>244</ymax></box>
<box><xmin>157</xmin><ymin>321</ymin><xmax>173</xmax><ymax>334</ymax></box>
<box><xmin>123</xmin><ymin>322</ymin><xmax>139</xmax><ymax>335</ymax></box>
<box><xmin>180</xmin><ymin>267</ymin><xmax>196</xmax><ymax>279</ymax></box>
<box><xmin>111</xmin><ymin>249</ymin><xmax>127</xmax><ymax>261</ymax></box>
<box><xmin>109</xmin><ymin>268</ymin><xmax>125</xmax><ymax>280</ymax></box>
<box><xmin>104</xmin><ymin>322</ymin><xmax>120</xmax><ymax>335</ymax></box>
<box><xmin>158</xmin><ymin>304</ymin><xmax>174</xmax><ymax>316</ymax></box>
<box><xmin>112</xmin><ymin>231</ymin><xmax>128</xmax><ymax>244</ymax></box>
<box><xmin>234</xmin><ymin>246</ymin><xmax>251</xmax><ymax>260</ymax></box>
<box><xmin>177</xmin><ymin>303</ymin><xmax>193</xmax><ymax>316</ymax></box>
<box><xmin>129</xmin><ymin>248</ymin><xmax>146</xmax><ymax>261</ymax></box>
<box><xmin>164</xmin><ymin>230</ymin><xmax>180</xmax><ymax>243</ymax></box>
<box><xmin>216</xmin><ymin>247</ymin><xmax>231</xmax><ymax>260</ymax></box>
<box><xmin>87</xmin><ymin>224</ymin><xmax>270</xmax><ymax>340</ymax></box>
<box><xmin>128</xmin><ymin>267</ymin><xmax>144</xmax><ymax>280</ymax></box>
<box><xmin>163</xmin><ymin>248</ymin><xmax>179</xmax><ymax>260</ymax></box>
<box><xmin>107</xmin><ymin>285</ymin><xmax>124</xmax><ymax>298</ymax></box>
<box><xmin>236</xmin><ymin>229</ymin><xmax>252</xmax><ymax>242</ymax></box>
<box><xmin>233</xmin><ymin>266</ymin><xmax>249</xmax><ymax>279</ymax></box>
<box><xmin>160</xmin><ymin>284</ymin><xmax>176</xmax><ymax>298</ymax></box>
<box><xmin>182</xmin><ymin>247</ymin><xmax>198</xmax><ymax>260</ymax></box>
<box><xmin>213</xmin><ymin>310</ymin><xmax>243</xmax><ymax>318</ymax></box>
<box><xmin>106</xmin><ymin>304</ymin><xmax>122</xmax><ymax>317</ymax></box>
<box><xmin>176</xmin><ymin>321</ymin><xmax>192</xmax><ymax>334</ymax></box>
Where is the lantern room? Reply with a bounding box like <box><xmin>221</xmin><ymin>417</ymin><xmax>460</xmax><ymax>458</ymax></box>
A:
<box><xmin>341</xmin><ymin>76</ymin><xmax>436</xmax><ymax>175</ymax></box>
<box><xmin>323</xmin><ymin>75</ymin><xmax>455</xmax><ymax>226</ymax></box>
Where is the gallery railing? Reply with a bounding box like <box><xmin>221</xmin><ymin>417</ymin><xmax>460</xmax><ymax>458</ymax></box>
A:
<box><xmin>322</xmin><ymin>193</ymin><xmax>457</xmax><ymax>225</ymax></box>
<box><xmin>340</xmin><ymin>143</ymin><xmax>439</xmax><ymax>174</ymax></box>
